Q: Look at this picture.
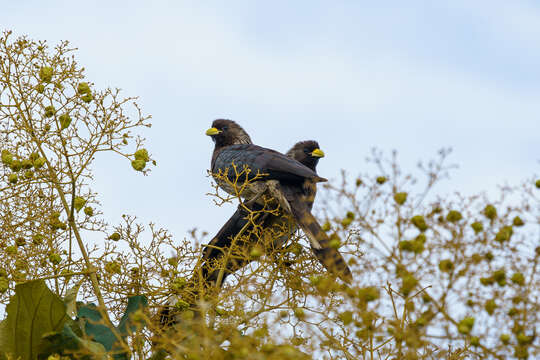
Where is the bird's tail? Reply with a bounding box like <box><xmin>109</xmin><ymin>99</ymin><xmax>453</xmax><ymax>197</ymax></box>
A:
<box><xmin>288</xmin><ymin>195</ymin><xmax>353</xmax><ymax>284</ymax></box>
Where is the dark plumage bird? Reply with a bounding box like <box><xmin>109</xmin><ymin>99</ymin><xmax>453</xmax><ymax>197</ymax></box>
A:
<box><xmin>206</xmin><ymin>119</ymin><xmax>352</xmax><ymax>283</ymax></box>
<box><xmin>200</xmin><ymin>140</ymin><xmax>326</xmax><ymax>288</ymax></box>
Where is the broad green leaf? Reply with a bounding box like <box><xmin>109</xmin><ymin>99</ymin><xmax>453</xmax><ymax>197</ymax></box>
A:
<box><xmin>0</xmin><ymin>280</ymin><xmax>69</xmax><ymax>360</ymax></box>
<box><xmin>63</xmin><ymin>280</ymin><xmax>83</xmax><ymax>318</ymax></box>
<box><xmin>117</xmin><ymin>295</ymin><xmax>148</xmax><ymax>337</ymax></box>
<box><xmin>77</xmin><ymin>304</ymin><xmax>116</xmax><ymax>351</ymax></box>
<box><xmin>38</xmin><ymin>323</ymin><xmax>107</xmax><ymax>360</ymax></box>
<box><xmin>78</xmin><ymin>295</ymin><xmax>148</xmax><ymax>360</ymax></box>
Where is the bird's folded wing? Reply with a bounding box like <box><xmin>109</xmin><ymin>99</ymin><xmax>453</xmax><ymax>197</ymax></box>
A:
<box><xmin>214</xmin><ymin>144</ymin><xmax>327</xmax><ymax>184</ymax></box>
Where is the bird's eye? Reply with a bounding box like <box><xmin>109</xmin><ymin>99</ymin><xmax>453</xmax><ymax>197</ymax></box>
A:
<box><xmin>304</xmin><ymin>148</ymin><xmax>311</xmax><ymax>154</ymax></box>
<box><xmin>222</xmin><ymin>125</ymin><xmax>229</xmax><ymax>131</ymax></box>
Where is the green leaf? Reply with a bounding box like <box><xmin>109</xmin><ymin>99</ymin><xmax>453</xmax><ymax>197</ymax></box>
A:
<box><xmin>38</xmin><ymin>324</ymin><xmax>107</xmax><ymax>360</ymax></box>
<box><xmin>77</xmin><ymin>304</ymin><xmax>116</xmax><ymax>351</ymax></box>
<box><xmin>117</xmin><ymin>296</ymin><xmax>148</xmax><ymax>337</ymax></box>
<box><xmin>64</xmin><ymin>279</ymin><xmax>83</xmax><ymax>318</ymax></box>
<box><xmin>0</xmin><ymin>280</ymin><xmax>69</xmax><ymax>360</ymax></box>
<box><xmin>77</xmin><ymin>295</ymin><xmax>148</xmax><ymax>360</ymax></box>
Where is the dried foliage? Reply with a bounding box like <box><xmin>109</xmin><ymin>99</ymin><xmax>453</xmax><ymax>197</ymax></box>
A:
<box><xmin>0</xmin><ymin>32</ymin><xmax>539</xmax><ymax>360</ymax></box>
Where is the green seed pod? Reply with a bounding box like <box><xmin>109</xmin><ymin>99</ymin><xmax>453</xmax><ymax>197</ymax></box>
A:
<box><xmin>250</xmin><ymin>246</ymin><xmax>263</xmax><ymax>258</ymax></box>
<box><xmin>0</xmin><ymin>277</ymin><xmax>8</xmax><ymax>293</ymax></box>
<box><xmin>357</xmin><ymin>286</ymin><xmax>380</xmax><ymax>302</ymax></box>
<box><xmin>493</xmin><ymin>269</ymin><xmax>506</xmax><ymax>286</ymax></box>
<box><xmin>293</xmin><ymin>307</ymin><xmax>305</xmax><ymax>319</ymax></box>
<box><xmin>438</xmin><ymin>259</ymin><xmax>454</xmax><ymax>273</ymax></box>
<box><xmin>170</xmin><ymin>277</ymin><xmax>187</xmax><ymax>292</ymax></box>
<box><xmin>512</xmin><ymin>216</ymin><xmax>524</xmax><ymax>226</ymax></box>
<box><xmin>413</xmin><ymin>233</ymin><xmax>426</xmax><ymax>254</ymax></box>
<box><xmin>29</xmin><ymin>152</ymin><xmax>39</xmax><ymax>161</ymax></box>
<box><xmin>480</xmin><ymin>277</ymin><xmax>493</xmax><ymax>286</ymax></box>
<box><xmin>399</xmin><ymin>240</ymin><xmax>413</xmax><ymax>252</ymax></box>
<box><xmin>500</xmin><ymin>334</ymin><xmax>510</xmax><ymax>344</ymax></box>
<box><xmin>84</xmin><ymin>206</ymin><xmax>94</xmax><ymax>216</ymax></box>
<box><xmin>470</xmin><ymin>337</ymin><xmax>480</xmax><ymax>347</ymax></box>
<box><xmin>35</xmin><ymin>84</ymin><xmax>45</xmax><ymax>93</ymax></box>
<box><xmin>167</xmin><ymin>257</ymin><xmax>178</xmax><ymax>267</ymax></box>
<box><xmin>483</xmin><ymin>205</ymin><xmax>497</xmax><ymax>220</ymax></box>
<box><xmin>329</xmin><ymin>238</ymin><xmax>341</xmax><ymax>249</ymax></box>
<box><xmin>73</xmin><ymin>196</ymin><xmax>86</xmax><ymax>212</ymax></box>
<box><xmin>400</xmin><ymin>274</ymin><xmax>418</xmax><ymax>296</ymax></box>
<box><xmin>457</xmin><ymin>317</ymin><xmax>475</xmax><ymax>334</ymax></box>
<box><xmin>341</xmin><ymin>217</ymin><xmax>352</xmax><ymax>227</ymax></box>
<box><xmin>471</xmin><ymin>253</ymin><xmax>482</xmax><ymax>264</ymax></box>
<box><xmin>44</xmin><ymin>124</ymin><xmax>51</xmax><ymax>132</ymax></box>
<box><xmin>15</xmin><ymin>237</ymin><xmax>25</xmax><ymax>247</ymax></box>
<box><xmin>376</xmin><ymin>176</ymin><xmax>387</xmax><ymax>184</ymax></box>
<box><xmin>174</xmin><ymin>299</ymin><xmax>190</xmax><ymax>310</ymax></box>
<box><xmin>0</xmin><ymin>269</ymin><xmax>7</xmax><ymax>278</ymax></box>
<box><xmin>471</xmin><ymin>221</ymin><xmax>483</xmax><ymax>233</ymax></box>
<box><xmin>290</xmin><ymin>243</ymin><xmax>302</xmax><ymax>256</ymax></box>
<box><xmin>44</xmin><ymin>105</ymin><xmax>56</xmax><ymax>118</ymax></box>
<box><xmin>484</xmin><ymin>299</ymin><xmax>497</xmax><ymax>315</ymax></box>
<box><xmin>48</xmin><ymin>253</ymin><xmax>62</xmax><ymax>265</ymax></box>
<box><xmin>81</xmin><ymin>93</ymin><xmax>93</xmax><ymax>103</ymax></box>
<box><xmin>24</xmin><ymin>170</ymin><xmax>33</xmax><ymax>179</ymax></box>
<box><xmin>8</xmin><ymin>173</ymin><xmax>18</xmax><ymax>184</ymax></box>
<box><xmin>21</xmin><ymin>159</ymin><xmax>33</xmax><ymax>170</ymax></box>
<box><xmin>39</xmin><ymin>66</ymin><xmax>53</xmax><ymax>82</ymax></box>
<box><xmin>5</xmin><ymin>245</ymin><xmax>17</xmax><ymax>256</ymax></box>
<box><xmin>393</xmin><ymin>192</ymin><xmax>407</xmax><ymax>205</ymax></box>
<box><xmin>536</xmin><ymin>179</ymin><xmax>540</xmax><ymax>188</ymax></box>
<box><xmin>59</xmin><ymin>113</ymin><xmax>72</xmax><ymax>130</ymax></box>
<box><xmin>134</xmin><ymin>148</ymin><xmax>150</xmax><ymax>162</ymax></box>
<box><xmin>321</xmin><ymin>221</ymin><xmax>331</xmax><ymax>232</ymax></box>
<box><xmin>517</xmin><ymin>333</ymin><xmax>532</xmax><ymax>345</ymax></box>
<box><xmin>1</xmin><ymin>150</ymin><xmax>13</xmax><ymax>165</ymax></box>
<box><xmin>10</xmin><ymin>160</ymin><xmax>22</xmax><ymax>172</ymax></box>
<box><xmin>77</xmin><ymin>82</ymin><xmax>90</xmax><ymax>94</ymax></box>
<box><xmin>411</xmin><ymin>215</ymin><xmax>428</xmax><ymax>232</ymax></box>
<box><xmin>446</xmin><ymin>210</ymin><xmax>463</xmax><ymax>222</ymax></box>
<box><xmin>108</xmin><ymin>232</ymin><xmax>121</xmax><ymax>241</ymax></box>
<box><xmin>338</xmin><ymin>311</ymin><xmax>353</xmax><ymax>325</ymax></box>
<box><xmin>33</xmin><ymin>157</ymin><xmax>46</xmax><ymax>169</ymax></box>
<box><xmin>511</xmin><ymin>272</ymin><xmax>525</xmax><ymax>286</ymax></box>
<box><xmin>131</xmin><ymin>159</ymin><xmax>146</xmax><ymax>171</ymax></box>
<box><xmin>495</xmin><ymin>226</ymin><xmax>513</xmax><ymax>243</ymax></box>
<box><xmin>51</xmin><ymin>220</ymin><xmax>67</xmax><ymax>230</ymax></box>
<box><xmin>105</xmin><ymin>261</ymin><xmax>122</xmax><ymax>274</ymax></box>
<box><xmin>32</xmin><ymin>233</ymin><xmax>44</xmax><ymax>245</ymax></box>
<box><xmin>508</xmin><ymin>307</ymin><xmax>519</xmax><ymax>317</ymax></box>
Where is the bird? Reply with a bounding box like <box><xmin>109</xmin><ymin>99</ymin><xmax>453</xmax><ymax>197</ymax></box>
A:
<box><xmin>205</xmin><ymin>119</ymin><xmax>352</xmax><ymax>283</ymax></box>
<box><xmin>199</xmin><ymin>140</ymin><xmax>327</xmax><ymax>289</ymax></box>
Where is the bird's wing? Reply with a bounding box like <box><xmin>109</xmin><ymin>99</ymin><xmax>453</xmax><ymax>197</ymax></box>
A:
<box><xmin>213</xmin><ymin>144</ymin><xmax>327</xmax><ymax>184</ymax></box>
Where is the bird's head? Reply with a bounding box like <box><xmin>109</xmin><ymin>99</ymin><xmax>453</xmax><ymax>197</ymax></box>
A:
<box><xmin>286</xmin><ymin>140</ymin><xmax>325</xmax><ymax>171</ymax></box>
<box><xmin>206</xmin><ymin>119</ymin><xmax>252</xmax><ymax>146</ymax></box>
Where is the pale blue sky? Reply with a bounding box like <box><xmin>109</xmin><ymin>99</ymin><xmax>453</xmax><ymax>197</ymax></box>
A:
<box><xmin>2</xmin><ymin>1</ymin><xmax>539</xmax><ymax>240</ymax></box>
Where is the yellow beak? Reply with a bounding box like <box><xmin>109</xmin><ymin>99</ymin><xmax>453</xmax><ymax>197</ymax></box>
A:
<box><xmin>205</xmin><ymin>127</ymin><xmax>221</xmax><ymax>136</ymax></box>
<box><xmin>311</xmin><ymin>148</ymin><xmax>325</xmax><ymax>158</ymax></box>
